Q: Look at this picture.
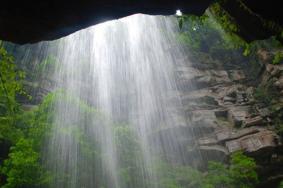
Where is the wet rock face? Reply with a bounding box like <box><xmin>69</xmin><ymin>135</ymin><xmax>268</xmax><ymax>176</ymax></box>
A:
<box><xmin>165</xmin><ymin>48</ymin><xmax>283</xmax><ymax>183</ymax></box>
<box><xmin>264</xmin><ymin>64</ymin><xmax>283</xmax><ymax>103</ymax></box>
<box><xmin>152</xmin><ymin>51</ymin><xmax>283</xmax><ymax>176</ymax></box>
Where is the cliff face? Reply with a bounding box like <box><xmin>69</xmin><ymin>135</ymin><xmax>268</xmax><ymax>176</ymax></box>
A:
<box><xmin>160</xmin><ymin>48</ymin><xmax>283</xmax><ymax>186</ymax></box>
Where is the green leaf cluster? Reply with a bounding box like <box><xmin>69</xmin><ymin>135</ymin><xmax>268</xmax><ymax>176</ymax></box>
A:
<box><xmin>1</xmin><ymin>139</ymin><xmax>51</xmax><ymax>188</ymax></box>
<box><xmin>0</xmin><ymin>46</ymin><xmax>26</xmax><ymax>121</ymax></box>
<box><xmin>152</xmin><ymin>151</ymin><xmax>258</xmax><ymax>188</ymax></box>
<box><xmin>0</xmin><ymin>46</ymin><xmax>54</xmax><ymax>188</ymax></box>
<box><xmin>272</xmin><ymin>51</ymin><xmax>283</xmax><ymax>65</ymax></box>
<box><xmin>113</xmin><ymin>123</ymin><xmax>144</xmax><ymax>187</ymax></box>
<box><xmin>0</xmin><ymin>92</ymin><xmax>55</xmax><ymax>188</ymax></box>
<box><xmin>204</xmin><ymin>151</ymin><xmax>258</xmax><ymax>188</ymax></box>
<box><xmin>176</xmin><ymin>10</ymin><xmax>246</xmax><ymax>57</ymax></box>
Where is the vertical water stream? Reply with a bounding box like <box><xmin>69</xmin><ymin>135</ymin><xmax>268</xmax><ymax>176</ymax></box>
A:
<box><xmin>41</xmin><ymin>14</ymin><xmax>194</xmax><ymax>188</ymax></box>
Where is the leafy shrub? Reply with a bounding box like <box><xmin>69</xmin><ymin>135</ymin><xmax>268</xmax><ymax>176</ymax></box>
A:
<box><xmin>0</xmin><ymin>139</ymin><xmax>51</xmax><ymax>188</ymax></box>
<box><xmin>0</xmin><ymin>46</ymin><xmax>26</xmax><ymax>120</ymax></box>
<box><xmin>204</xmin><ymin>151</ymin><xmax>258</xmax><ymax>188</ymax></box>
<box><xmin>0</xmin><ymin>46</ymin><xmax>55</xmax><ymax>187</ymax></box>
<box><xmin>0</xmin><ymin>92</ymin><xmax>56</xmax><ymax>187</ymax></box>
<box><xmin>151</xmin><ymin>151</ymin><xmax>258</xmax><ymax>188</ymax></box>
<box><xmin>272</xmin><ymin>51</ymin><xmax>283</xmax><ymax>64</ymax></box>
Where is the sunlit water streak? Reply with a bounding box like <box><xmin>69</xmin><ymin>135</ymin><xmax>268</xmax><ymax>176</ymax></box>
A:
<box><xmin>16</xmin><ymin>14</ymin><xmax>198</xmax><ymax>188</ymax></box>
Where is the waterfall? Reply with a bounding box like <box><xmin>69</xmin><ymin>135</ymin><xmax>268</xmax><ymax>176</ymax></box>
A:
<box><xmin>25</xmin><ymin>14</ymin><xmax>197</xmax><ymax>188</ymax></box>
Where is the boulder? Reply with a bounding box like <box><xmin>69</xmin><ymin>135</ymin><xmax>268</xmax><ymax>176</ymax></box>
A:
<box><xmin>178</xmin><ymin>69</ymin><xmax>231</xmax><ymax>90</ymax></box>
<box><xmin>229</xmin><ymin>70</ymin><xmax>246</xmax><ymax>81</ymax></box>
<box><xmin>215</xmin><ymin>127</ymin><xmax>260</xmax><ymax>143</ymax></box>
<box><xmin>257</xmin><ymin>107</ymin><xmax>272</xmax><ymax>117</ymax></box>
<box><xmin>236</xmin><ymin>91</ymin><xmax>249</xmax><ymax>104</ymax></box>
<box><xmin>199</xmin><ymin>145</ymin><xmax>229</xmax><ymax>162</ymax></box>
<box><xmin>225</xmin><ymin>130</ymin><xmax>279</xmax><ymax>154</ymax></box>
<box><xmin>265</xmin><ymin>64</ymin><xmax>283</xmax><ymax>76</ymax></box>
<box><xmin>243</xmin><ymin>116</ymin><xmax>264</xmax><ymax>127</ymax></box>
<box><xmin>188</xmin><ymin>110</ymin><xmax>219</xmax><ymax>136</ymax></box>
<box><xmin>223</xmin><ymin>96</ymin><xmax>236</xmax><ymax>104</ymax></box>
<box><xmin>198</xmin><ymin>137</ymin><xmax>218</xmax><ymax>146</ymax></box>
<box><xmin>274</xmin><ymin>76</ymin><xmax>283</xmax><ymax>89</ymax></box>
<box><xmin>198</xmin><ymin>70</ymin><xmax>230</xmax><ymax>86</ymax></box>
<box><xmin>190</xmin><ymin>110</ymin><xmax>218</xmax><ymax>128</ymax></box>
<box><xmin>227</xmin><ymin>106</ymin><xmax>250</xmax><ymax>127</ymax></box>
<box><xmin>183</xmin><ymin>95</ymin><xmax>219</xmax><ymax>111</ymax></box>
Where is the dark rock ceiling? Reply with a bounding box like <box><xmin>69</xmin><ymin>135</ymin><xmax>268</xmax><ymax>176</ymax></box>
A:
<box><xmin>0</xmin><ymin>0</ymin><xmax>282</xmax><ymax>44</ymax></box>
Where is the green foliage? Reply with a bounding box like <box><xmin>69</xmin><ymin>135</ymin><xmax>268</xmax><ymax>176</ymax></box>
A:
<box><xmin>1</xmin><ymin>139</ymin><xmax>51</xmax><ymax>188</ymax></box>
<box><xmin>272</xmin><ymin>51</ymin><xmax>283</xmax><ymax>64</ymax></box>
<box><xmin>244</xmin><ymin>36</ymin><xmax>282</xmax><ymax>59</ymax></box>
<box><xmin>113</xmin><ymin>123</ymin><xmax>144</xmax><ymax>187</ymax></box>
<box><xmin>254</xmin><ymin>80</ymin><xmax>279</xmax><ymax>105</ymax></box>
<box><xmin>177</xmin><ymin>15</ymin><xmax>208</xmax><ymax>30</ymax></box>
<box><xmin>34</xmin><ymin>55</ymin><xmax>58</xmax><ymax>81</ymax></box>
<box><xmin>177</xmin><ymin>14</ymin><xmax>226</xmax><ymax>52</ymax></box>
<box><xmin>204</xmin><ymin>161</ymin><xmax>231</xmax><ymax>187</ymax></box>
<box><xmin>242</xmin><ymin>44</ymin><xmax>251</xmax><ymax>56</ymax></box>
<box><xmin>208</xmin><ymin>2</ymin><xmax>247</xmax><ymax>49</ymax></box>
<box><xmin>0</xmin><ymin>90</ymin><xmax>98</xmax><ymax>187</ymax></box>
<box><xmin>176</xmin><ymin>10</ymin><xmax>246</xmax><ymax>57</ymax></box>
<box><xmin>175</xmin><ymin>2</ymin><xmax>282</xmax><ymax>83</ymax></box>
<box><xmin>275</xmin><ymin>119</ymin><xmax>283</xmax><ymax>138</ymax></box>
<box><xmin>275</xmin><ymin>123</ymin><xmax>283</xmax><ymax>138</ymax></box>
<box><xmin>204</xmin><ymin>151</ymin><xmax>258</xmax><ymax>188</ymax></box>
<box><xmin>0</xmin><ymin>47</ymin><xmax>56</xmax><ymax>187</ymax></box>
<box><xmin>0</xmin><ymin>91</ymin><xmax>57</xmax><ymax>188</ymax></box>
<box><xmin>0</xmin><ymin>46</ymin><xmax>34</xmax><ymax>146</ymax></box>
<box><xmin>38</xmin><ymin>91</ymin><xmax>112</xmax><ymax>187</ymax></box>
<box><xmin>229</xmin><ymin>151</ymin><xmax>258</xmax><ymax>187</ymax></box>
<box><xmin>209</xmin><ymin>3</ymin><xmax>238</xmax><ymax>33</ymax></box>
<box><xmin>273</xmin><ymin>110</ymin><xmax>283</xmax><ymax>138</ymax></box>
<box><xmin>0</xmin><ymin>47</ymin><xmax>25</xmax><ymax>146</ymax></box>
<box><xmin>151</xmin><ymin>151</ymin><xmax>258</xmax><ymax>188</ymax></box>
<box><xmin>254</xmin><ymin>86</ymin><xmax>273</xmax><ymax>105</ymax></box>
<box><xmin>0</xmin><ymin>46</ymin><xmax>26</xmax><ymax>119</ymax></box>
<box><xmin>153</xmin><ymin>161</ymin><xmax>203</xmax><ymax>188</ymax></box>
